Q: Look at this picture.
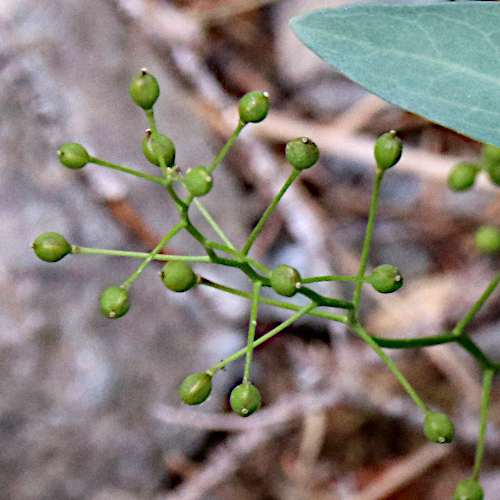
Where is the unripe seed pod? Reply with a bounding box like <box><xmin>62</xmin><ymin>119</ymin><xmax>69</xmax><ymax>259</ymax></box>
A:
<box><xmin>482</xmin><ymin>143</ymin><xmax>500</xmax><ymax>166</ymax></box>
<box><xmin>32</xmin><ymin>232</ymin><xmax>72</xmax><ymax>262</ymax></box>
<box><xmin>423</xmin><ymin>412</ymin><xmax>454</xmax><ymax>444</ymax></box>
<box><xmin>238</xmin><ymin>91</ymin><xmax>269</xmax><ymax>123</ymax></box>
<box><xmin>230</xmin><ymin>382</ymin><xmax>261</xmax><ymax>417</ymax></box>
<box><xmin>161</xmin><ymin>261</ymin><xmax>197</xmax><ymax>292</ymax></box>
<box><xmin>184</xmin><ymin>166</ymin><xmax>213</xmax><ymax>197</ymax></box>
<box><xmin>129</xmin><ymin>69</ymin><xmax>160</xmax><ymax>110</ymax></box>
<box><xmin>374</xmin><ymin>131</ymin><xmax>402</xmax><ymax>170</ymax></box>
<box><xmin>369</xmin><ymin>264</ymin><xmax>403</xmax><ymax>293</ymax></box>
<box><xmin>179</xmin><ymin>372</ymin><xmax>212</xmax><ymax>405</ymax></box>
<box><xmin>488</xmin><ymin>162</ymin><xmax>500</xmax><ymax>186</ymax></box>
<box><xmin>270</xmin><ymin>264</ymin><xmax>301</xmax><ymax>297</ymax></box>
<box><xmin>452</xmin><ymin>479</ymin><xmax>483</xmax><ymax>500</ymax></box>
<box><xmin>58</xmin><ymin>143</ymin><xmax>90</xmax><ymax>169</ymax></box>
<box><xmin>142</xmin><ymin>131</ymin><xmax>176</xmax><ymax>168</ymax></box>
<box><xmin>448</xmin><ymin>162</ymin><xmax>480</xmax><ymax>191</ymax></box>
<box><xmin>100</xmin><ymin>286</ymin><xmax>130</xmax><ymax>319</ymax></box>
<box><xmin>475</xmin><ymin>226</ymin><xmax>500</xmax><ymax>253</ymax></box>
<box><xmin>285</xmin><ymin>137</ymin><xmax>320</xmax><ymax>170</ymax></box>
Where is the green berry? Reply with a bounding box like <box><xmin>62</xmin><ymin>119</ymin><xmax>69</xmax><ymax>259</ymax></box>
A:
<box><xmin>487</xmin><ymin>162</ymin><xmax>500</xmax><ymax>186</ymax></box>
<box><xmin>179</xmin><ymin>373</ymin><xmax>212</xmax><ymax>405</ymax></box>
<box><xmin>160</xmin><ymin>261</ymin><xmax>197</xmax><ymax>292</ymax></box>
<box><xmin>369</xmin><ymin>264</ymin><xmax>403</xmax><ymax>294</ymax></box>
<box><xmin>32</xmin><ymin>232</ymin><xmax>72</xmax><ymax>262</ymax></box>
<box><xmin>270</xmin><ymin>265</ymin><xmax>301</xmax><ymax>297</ymax></box>
<box><xmin>229</xmin><ymin>382</ymin><xmax>261</xmax><ymax>417</ymax></box>
<box><xmin>129</xmin><ymin>69</ymin><xmax>160</xmax><ymax>110</ymax></box>
<box><xmin>100</xmin><ymin>286</ymin><xmax>130</xmax><ymax>319</ymax></box>
<box><xmin>238</xmin><ymin>91</ymin><xmax>269</xmax><ymax>123</ymax></box>
<box><xmin>475</xmin><ymin>226</ymin><xmax>500</xmax><ymax>253</ymax></box>
<box><xmin>57</xmin><ymin>143</ymin><xmax>90</xmax><ymax>169</ymax></box>
<box><xmin>374</xmin><ymin>131</ymin><xmax>402</xmax><ymax>170</ymax></box>
<box><xmin>448</xmin><ymin>162</ymin><xmax>479</xmax><ymax>191</ymax></box>
<box><xmin>453</xmin><ymin>479</ymin><xmax>483</xmax><ymax>500</ymax></box>
<box><xmin>285</xmin><ymin>137</ymin><xmax>320</xmax><ymax>170</ymax></box>
<box><xmin>482</xmin><ymin>143</ymin><xmax>500</xmax><ymax>165</ymax></box>
<box><xmin>184</xmin><ymin>166</ymin><xmax>213</xmax><ymax>197</ymax></box>
<box><xmin>142</xmin><ymin>131</ymin><xmax>176</xmax><ymax>168</ymax></box>
<box><xmin>423</xmin><ymin>412</ymin><xmax>454</xmax><ymax>444</ymax></box>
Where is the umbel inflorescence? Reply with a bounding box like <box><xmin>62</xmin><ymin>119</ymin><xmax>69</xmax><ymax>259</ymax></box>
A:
<box><xmin>33</xmin><ymin>69</ymin><xmax>500</xmax><ymax>499</ymax></box>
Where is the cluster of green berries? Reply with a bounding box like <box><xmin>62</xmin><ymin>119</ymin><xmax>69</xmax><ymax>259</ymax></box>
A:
<box><xmin>447</xmin><ymin>143</ymin><xmax>500</xmax><ymax>255</ymax></box>
<box><xmin>33</xmin><ymin>71</ymin><xmax>309</xmax><ymax>418</ymax></box>
<box><xmin>448</xmin><ymin>143</ymin><xmax>500</xmax><ymax>192</ymax></box>
<box><xmin>33</xmin><ymin>72</ymin><xmax>413</xmax><ymax>426</ymax></box>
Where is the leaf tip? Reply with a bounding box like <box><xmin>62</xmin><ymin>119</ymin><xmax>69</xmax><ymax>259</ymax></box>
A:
<box><xmin>288</xmin><ymin>15</ymin><xmax>301</xmax><ymax>30</ymax></box>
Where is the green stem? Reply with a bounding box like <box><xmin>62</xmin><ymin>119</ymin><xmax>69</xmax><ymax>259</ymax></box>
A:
<box><xmin>302</xmin><ymin>275</ymin><xmax>369</xmax><ymax>284</ymax></box>
<box><xmin>179</xmin><ymin>216</ymin><xmax>219</xmax><ymax>261</ymax></box>
<box><xmin>167</xmin><ymin>183</ymin><xmax>188</xmax><ymax>213</ymax></box>
<box><xmin>122</xmin><ymin>220</ymin><xmax>186</xmax><ymax>289</ymax></box>
<box><xmin>367</xmin><ymin>334</ymin><xmax>500</xmax><ymax>371</ymax></box>
<box><xmin>89</xmin><ymin>157</ymin><xmax>167</xmax><ymax>185</ymax></box>
<box><xmin>472</xmin><ymin>369</ymin><xmax>494</xmax><ymax>481</ymax></box>
<box><xmin>244</xmin><ymin>281</ymin><xmax>262</xmax><ymax>382</ymax></box>
<box><xmin>372</xmin><ymin>333</ymin><xmax>459</xmax><ymax>349</ymax></box>
<box><xmin>207</xmin><ymin>301</ymin><xmax>317</xmax><ymax>375</ymax></box>
<box><xmin>242</xmin><ymin>169</ymin><xmax>301</xmax><ymax>255</ymax></box>
<box><xmin>350</xmin><ymin>321</ymin><xmax>428</xmax><ymax>413</ymax></box>
<box><xmin>199</xmin><ymin>278</ymin><xmax>347</xmax><ymax>323</ymax></box>
<box><xmin>352</xmin><ymin>169</ymin><xmax>384</xmax><ymax>314</ymax></box>
<box><xmin>208</xmin><ymin>121</ymin><xmax>246</xmax><ymax>175</ymax></box>
<box><xmin>204</xmin><ymin>240</ymin><xmax>271</xmax><ymax>275</ymax></box>
<box><xmin>193</xmin><ymin>198</ymin><xmax>235</xmax><ymax>250</ymax></box>
<box><xmin>453</xmin><ymin>271</ymin><xmax>500</xmax><ymax>336</ymax></box>
<box><xmin>298</xmin><ymin>286</ymin><xmax>354</xmax><ymax>310</ymax></box>
<box><xmin>456</xmin><ymin>335</ymin><xmax>498</xmax><ymax>371</ymax></box>
<box><xmin>72</xmin><ymin>246</ymin><xmax>211</xmax><ymax>262</ymax></box>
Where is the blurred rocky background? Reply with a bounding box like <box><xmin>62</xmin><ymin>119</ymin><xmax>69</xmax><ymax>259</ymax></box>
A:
<box><xmin>2</xmin><ymin>0</ymin><xmax>500</xmax><ymax>499</ymax></box>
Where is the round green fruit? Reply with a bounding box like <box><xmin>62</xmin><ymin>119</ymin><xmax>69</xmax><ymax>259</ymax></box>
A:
<box><xmin>129</xmin><ymin>69</ymin><xmax>160</xmax><ymax>110</ymax></box>
<box><xmin>374</xmin><ymin>131</ymin><xmax>402</xmax><ymax>170</ymax></box>
<box><xmin>179</xmin><ymin>372</ymin><xmax>212</xmax><ymax>405</ymax></box>
<box><xmin>238</xmin><ymin>91</ymin><xmax>269</xmax><ymax>123</ymax></box>
<box><xmin>270</xmin><ymin>265</ymin><xmax>301</xmax><ymax>297</ymax></box>
<box><xmin>475</xmin><ymin>226</ymin><xmax>500</xmax><ymax>254</ymax></box>
<box><xmin>482</xmin><ymin>143</ymin><xmax>500</xmax><ymax>165</ymax></box>
<box><xmin>142</xmin><ymin>132</ymin><xmax>176</xmax><ymax>168</ymax></box>
<box><xmin>230</xmin><ymin>382</ymin><xmax>261</xmax><ymax>417</ymax></box>
<box><xmin>57</xmin><ymin>143</ymin><xmax>89</xmax><ymax>169</ymax></box>
<box><xmin>448</xmin><ymin>162</ymin><xmax>479</xmax><ymax>192</ymax></box>
<box><xmin>184</xmin><ymin>166</ymin><xmax>213</xmax><ymax>197</ymax></box>
<box><xmin>368</xmin><ymin>265</ymin><xmax>403</xmax><ymax>294</ymax></box>
<box><xmin>423</xmin><ymin>412</ymin><xmax>454</xmax><ymax>444</ymax></box>
<box><xmin>100</xmin><ymin>286</ymin><xmax>130</xmax><ymax>319</ymax></box>
<box><xmin>488</xmin><ymin>162</ymin><xmax>500</xmax><ymax>186</ymax></box>
<box><xmin>453</xmin><ymin>479</ymin><xmax>483</xmax><ymax>500</ymax></box>
<box><xmin>285</xmin><ymin>137</ymin><xmax>320</xmax><ymax>170</ymax></box>
<box><xmin>161</xmin><ymin>261</ymin><xmax>197</xmax><ymax>292</ymax></box>
<box><xmin>32</xmin><ymin>232</ymin><xmax>72</xmax><ymax>262</ymax></box>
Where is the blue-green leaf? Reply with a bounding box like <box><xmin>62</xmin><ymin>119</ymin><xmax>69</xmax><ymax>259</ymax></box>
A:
<box><xmin>290</xmin><ymin>2</ymin><xmax>500</xmax><ymax>147</ymax></box>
